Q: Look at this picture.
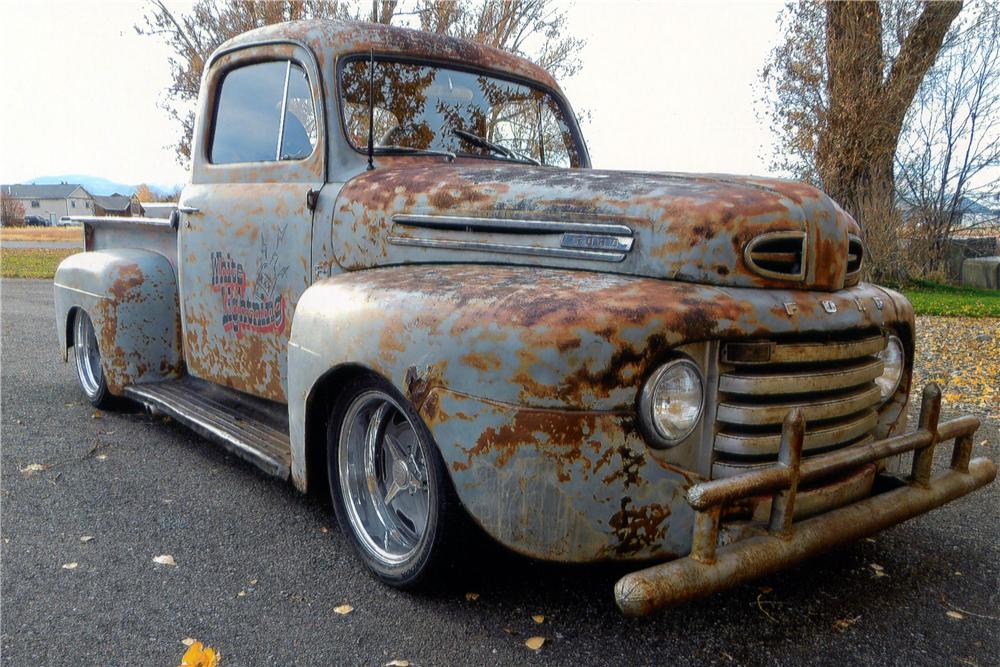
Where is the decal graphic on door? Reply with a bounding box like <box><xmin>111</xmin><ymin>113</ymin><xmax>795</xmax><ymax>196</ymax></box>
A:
<box><xmin>211</xmin><ymin>225</ymin><xmax>289</xmax><ymax>335</ymax></box>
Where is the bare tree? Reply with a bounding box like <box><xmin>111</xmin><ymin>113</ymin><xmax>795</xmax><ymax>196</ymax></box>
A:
<box><xmin>136</xmin><ymin>0</ymin><xmax>584</xmax><ymax>168</ymax></box>
<box><xmin>896</xmin><ymin>1</ymin><xmax>1000</xmax><ymax>273</ymax></box>
<box><xmin>1</xmin><ymin>189</ymin><xmax>25</xmax><ymax>227</ymax></box>
<box><xmin>413</xmin><ymin>0</ymin><xmax>584</xmax><ymax>81</ymax></box>
<box><xmin>760</xmin><ymin>1</ymin><xmax>961</xmax><ymax>212</ymax></box>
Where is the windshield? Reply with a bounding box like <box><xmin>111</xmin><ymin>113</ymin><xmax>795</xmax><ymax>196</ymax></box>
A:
<box><xmin>340</xmin><ymin>57</ymin><xmax>585</xmax><ymax>168</ymax></box>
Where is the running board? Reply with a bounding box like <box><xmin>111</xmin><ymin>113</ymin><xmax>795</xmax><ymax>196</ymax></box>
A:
<box><xmin>124</xmin><ymin>377</ymin><xmax>291</xmax><ymax>479</ymax></box>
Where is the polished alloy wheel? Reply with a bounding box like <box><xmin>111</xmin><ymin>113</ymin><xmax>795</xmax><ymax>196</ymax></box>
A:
<box><xmin>338</xmin><ymin>390</ymin><xmax>433</xmax><ymax>566</ymax></box>
<box><xmin>74</xmin><ymin>310</ymin><xmax>103</xmax><ymax>399</ymax></box>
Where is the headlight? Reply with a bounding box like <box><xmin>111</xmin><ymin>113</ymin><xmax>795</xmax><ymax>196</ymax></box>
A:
<box><xmin>876</xmin><ymin>335</ymin><xmax>905</xmax><ymax>401</ymax></box>
<box><xmin>641</xmin><ymin>359</ymin><xmax>704</xmax><ymax>446</ymax></box>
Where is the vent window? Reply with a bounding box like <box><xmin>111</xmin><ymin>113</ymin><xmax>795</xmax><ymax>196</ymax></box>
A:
<box><xmin>744</xmin><ymin>231</ymin><xmax>806</xmax><ymax>281</ymax></box>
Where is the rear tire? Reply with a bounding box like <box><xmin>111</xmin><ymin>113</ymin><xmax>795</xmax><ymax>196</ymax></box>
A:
<box><xmin>72</xmin><ymin>310</ymin><xmax>115</xmax><ymax>409</ymax></box>
<box><xmin>327</xmin><ymin>373</ymin><xmax>456</xmax><ymax>588</ymax></box>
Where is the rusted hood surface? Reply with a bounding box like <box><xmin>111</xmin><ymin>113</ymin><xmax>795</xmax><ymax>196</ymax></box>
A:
<box><xmin>332</xmin><ymin>163</ymin><xmax>860</xmax><ymax>291</ymax></box>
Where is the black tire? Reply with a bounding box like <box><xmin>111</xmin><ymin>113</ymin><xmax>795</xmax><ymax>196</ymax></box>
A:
<box><xmin>72</xmin><ymin>309</ymin><xmax>118</xmax><ymax>409</ymax></box>
<box><xmin>327</xmin><ymin>372</ymin><xmax>458</xmax><ymax>588</ymax></box>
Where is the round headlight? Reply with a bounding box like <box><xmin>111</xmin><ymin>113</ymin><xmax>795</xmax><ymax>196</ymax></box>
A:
<box><xmin>641</xmin><ymin>359</ymin><xmax>704</xmax><ymax>446</ymax></box>
<box><xmin>876</xmin><ymin>335</ymin><xmax>905</xmax><ymax>401</ymax></box>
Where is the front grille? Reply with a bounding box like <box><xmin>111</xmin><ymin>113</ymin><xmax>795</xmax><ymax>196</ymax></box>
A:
<box><xmin>712</xmin><ymin>333</ymin><xmax>887</xmax><ymax>478</ymax></box>
<box><xmin>744</xmin><ymin>231</ymin><xmax>806</xmax><ymax>281</ymax></box>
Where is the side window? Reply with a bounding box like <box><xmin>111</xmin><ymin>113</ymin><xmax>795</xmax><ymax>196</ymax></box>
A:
<box><xmin>211</xmin><ymin>60</ymin><xmax>316</xmax><ymax>165</ymax></box>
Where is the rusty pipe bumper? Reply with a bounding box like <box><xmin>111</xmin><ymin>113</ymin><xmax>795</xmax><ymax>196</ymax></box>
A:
<box><xmin>614</xmin><ymin>384</ymin><xmax>997</xmax><ymax>617</ymax></box>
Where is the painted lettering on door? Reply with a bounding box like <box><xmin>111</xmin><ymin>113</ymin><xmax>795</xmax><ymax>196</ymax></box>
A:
<box><xmin>210</xmin><ymin>225</ymin><xmax>289</xmax><ymax>335</ymax></box>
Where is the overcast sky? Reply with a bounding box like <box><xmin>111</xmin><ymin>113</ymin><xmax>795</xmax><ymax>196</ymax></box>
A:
<box><xmin>0</xmin><ymin>0</ymin><xmax>785</xmax><ymax>188</ymax></box>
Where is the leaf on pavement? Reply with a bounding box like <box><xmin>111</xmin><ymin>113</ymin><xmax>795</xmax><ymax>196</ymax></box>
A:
<box><xmin>80</xmin><ymin>535</ymin><xmax>94</xmax><ymax>543</ymax></box>
<box><xmin>20</xmin><ymin>463</ymin><xmax>49</xmax><ymax>474</ymax></box>
<box><xmin>869</xmin><ymin>563</ymin><xmax>886</xmax><ymax>577</ymax></box>
<box><xmin>832</xmin><ymin>616</ymin><xmax>860</xmax><ymax>631</ymax></box>
<box><xmin>946</xmin><ymin>610</ymin><xmax>964</xmax><ymax>621</ymax></box>
<box><xmin>525</xmin><ymin>636</ymin><xmax>545</xmax><ymax>650</ymax></box>
<box><xmin>61</xmin><ymin>562</ymin><xmax>78</xmax><ymax>570</ymax></box>
<box><xmin>92</xmin><ymin>410</ymin><xmax>103</xmax><ymax>419</ymax></box>
<box><xmin>532</xmin><ymin>615</ymin><xmax>545</xmax><ymax>624</ymax></box>
<box><xmin>333</xmin><ymin>604</ymin><xmax>354</xmax><ymax>615</ymax></box>
<box><xmin>181</xmin><ymin>638</ymin><xmax>196</xmax><ymax>647</ymax></box>
<box><xmin>179</xmin><ymin>640</ymin><xmax>219</xmax><ymax>667</ymax></box>
<box><xmin>464</xmin><ymin>592</ymin><xmax>480</xmax><ymax>601</ymax></box>
<box><xmin>385</xmin><ymin>661</ymin><xmax>410</xmax><ymax>666</ymax></box>
<box><xmin>153</xmin><ymin>554</ymin><xmax>177</xmax><ymax>566</ymax></box>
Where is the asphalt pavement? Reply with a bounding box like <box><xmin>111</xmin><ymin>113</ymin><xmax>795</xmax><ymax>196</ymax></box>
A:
<box><xmin>2</xmin><ymin>278</ymin><xmax>998</xmax><ymax>666</ymax></box>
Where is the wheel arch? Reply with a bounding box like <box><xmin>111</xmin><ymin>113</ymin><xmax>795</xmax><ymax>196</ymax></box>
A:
<box><xmin>300</xmin><ymin>362</ymin><xmax>372</xmax><ymax>498</ymax></box>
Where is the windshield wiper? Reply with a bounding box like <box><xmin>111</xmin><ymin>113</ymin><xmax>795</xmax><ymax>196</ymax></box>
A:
<box><xmin>377</xmin><ymin>145</ymin><xmax>455</xmax><ymax>162</ymax></box>
<box><xmin>451</xmin><ymin>129</ymin><xmax>540</xmax><ymax>165</ymax></box>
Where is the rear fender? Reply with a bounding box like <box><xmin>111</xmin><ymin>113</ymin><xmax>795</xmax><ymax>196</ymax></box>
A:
<box><xmin>54</xmin><ymin>249</ymin><xmax>183</xmax><ymax>394</ymax></box>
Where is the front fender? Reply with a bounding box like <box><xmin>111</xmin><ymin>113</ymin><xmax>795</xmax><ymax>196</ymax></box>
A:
<box><xmin>54</xmin><ymin>249</ymin><xmax>183</xmax><ymax>394</ymax></box>
<box><xmin>286</xmin><ymin>265</ymin><xmax>913</xmax><ymax>516</ymax></box>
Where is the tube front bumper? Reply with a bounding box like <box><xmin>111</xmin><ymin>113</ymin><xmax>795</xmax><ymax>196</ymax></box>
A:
<box><xmin>614</xmin><ymin>384</ymin><xmax>997</xmax><ymax>617</ymax></box>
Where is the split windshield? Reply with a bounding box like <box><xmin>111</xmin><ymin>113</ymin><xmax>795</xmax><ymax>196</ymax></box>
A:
<box><xmin>339</xmin><ymin>57</ymin><xmax>584</xmax><ymax>168</ymax></box>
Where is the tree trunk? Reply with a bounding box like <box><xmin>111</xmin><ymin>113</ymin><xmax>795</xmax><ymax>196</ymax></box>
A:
<box><xmin>817</xmin><ymin>0</ymin><xmax>962</xmax><ymax>219</ymax></box>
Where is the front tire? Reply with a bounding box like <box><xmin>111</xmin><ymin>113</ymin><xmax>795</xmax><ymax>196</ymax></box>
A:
<box><xmin>327</xmin><ymin>373</ymin><xmax>455</xmax><ymax>588</ymax></box>
<box><xmin>72</xmin><ymin>309</ymin><xmax>115</xmax><ymax>409</ymax></box>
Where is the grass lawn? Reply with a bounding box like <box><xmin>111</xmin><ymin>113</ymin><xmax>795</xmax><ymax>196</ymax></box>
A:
<box><xmin>901</xmin><ymin>280</ymin><xmax>1000</xmax><ymax>318</ymax></box>
<box><xmin>1</xmin><ymin>248</ymin><xmax>80</xmax><ymax>279</ymax></box>
<box><xmin>0</xmin><ymin>226</ymin><xmax>83</xmax><ymax>243</ymax></box>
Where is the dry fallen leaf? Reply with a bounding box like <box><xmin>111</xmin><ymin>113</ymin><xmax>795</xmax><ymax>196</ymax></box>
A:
<box><xmin>333</xmin><ymin>604</ymin><xmax>354</xmax><ymax>615</ymax></box>
<box><xmin>832</xmin><ymin>616</ymin><xmax>860</xmax><ymax>631</ymax></box>
<box><xmin>869</xmin><ymin>563</ymin><xmax>886</xmax><ymax>577</ymax></box>
<box><xmin>525</xmin><ymin>636</ymin><xmax>545</xmax><ymax>651</ymax></box>
<box><xmin>179</xmin><ymin>640</ymin><xmax>219</xmax><ymax>667</ymax></box>
<box><xmin>237</xmin><ymin>590</ymin><xmax>246</xmax><ymax>597</ymax></box>
<box><xmin>532</xmin><ymin>615</ymin><xmax>545</xmax><ymax>624</ymax></box>
<box><xmin>181</xmin><ymin>638</ymin><xmax>197</xmax><ymax>647</ymax></box>
<box><xmin>758</xmin><ymin>586</ymin><xmax>773</xmax><ymax>594</ymax></box>
<box><xmin>92</xmin><ymin>410</ymin><xmax>103</xmax><ymax>419</ymax></box>
<box><xmin>319</xmin><ymin>527</ymin><xmax>329</xmax><ymax>534</ymax></box>
<box><xmin>62</xmin><ymin>562</ymin><xmax>78</xmax><ymax>570</ymax></box>
<box><xmin>465</xmin><ymin>592</ymin><xmax>480</xmax><ymax>601</ymax></box>
<box><xmin>20</xmin><ymin>463</ymin><xmax>48</xmax><ymax>474</ymax></box>
<box><xmin>385</xmin><ymin>661</ymin><xmax>410</xmax><ymax>667</ymax></box>
<box><xmin>80</xmin><ymin>535</ymin><xmax>94</xmax><ymax>543</ymax></box>
<box><xmin>95</xmin><ymin>454</ymin><xmax>108</xmax><ymax>461</ymax></box>
<box><xmin>249</xmin><ymin>579</ymin><xmax>258</xmax><ymax>585</ymax></box>
<box><xmin>946</xmin><ymin>610</ymin><xmax>964</xmax><ymax>621</ymax></box>
<box><xmin>153</xmin><ymin>554</ymin><xmax>177</xmax><ymax>566</ymax></box>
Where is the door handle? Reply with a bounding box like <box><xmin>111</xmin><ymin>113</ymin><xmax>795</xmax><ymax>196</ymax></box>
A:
<box><xmin>177</xmin><ymin>205</ymin><xmax>200</xmax><ymax>214</ymax></box>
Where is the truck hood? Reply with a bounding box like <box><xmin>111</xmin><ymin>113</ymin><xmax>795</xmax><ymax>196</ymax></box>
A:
<box><xmin>331</xmin><ymin>163</ymin><xmax>861</xmax><ymax>291</ymax></box>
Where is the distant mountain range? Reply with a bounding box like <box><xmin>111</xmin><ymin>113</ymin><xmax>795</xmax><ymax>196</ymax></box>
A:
<box><xmin>26</xmin><ymin>175</ymin><xmax>181</xmax><ymax>197</ymax></box>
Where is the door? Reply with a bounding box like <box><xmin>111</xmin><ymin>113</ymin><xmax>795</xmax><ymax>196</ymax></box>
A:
<box><xmin>178</xmin><ymin>44</ymin><xmax>326</xmax><ymax>403</ymax></box>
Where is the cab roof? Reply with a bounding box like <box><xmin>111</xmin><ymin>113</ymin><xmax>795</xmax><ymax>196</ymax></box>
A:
<box><xmin>214</xmin><ymin>19</ymin><xmax>561</xmax><ymax>92</ymax></box>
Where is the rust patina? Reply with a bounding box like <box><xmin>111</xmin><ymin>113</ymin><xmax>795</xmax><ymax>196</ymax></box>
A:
<box><xmin>52</xmin><ymin>19</ymin><xmax>995</xmax><ymax>616</ymax></box>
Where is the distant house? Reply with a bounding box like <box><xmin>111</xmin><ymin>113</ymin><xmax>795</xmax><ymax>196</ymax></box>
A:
<box><xmin>93</xmin><ymin>193</ymin><xmax>144</xmax><ymax>217</ymax></box>
<box><xmin>0</xmin><ymin>183</ymin><xmax>94</xmax><ymax>224</ymax></box>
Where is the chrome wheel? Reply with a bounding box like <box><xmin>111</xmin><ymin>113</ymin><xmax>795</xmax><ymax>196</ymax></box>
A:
<box><xmin>73</xmin><ymin>310</ymin><xmax>103</xmax><ymax>400</ymax></box>
<box><xmin>338</xmin><ymin>390</ymin><xmax>434</xmax><ymax>566</ymax></box>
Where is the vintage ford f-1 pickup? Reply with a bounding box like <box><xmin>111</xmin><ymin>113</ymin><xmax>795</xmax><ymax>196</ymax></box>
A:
<box><xmin>54</xmin><ymin>20</ymin><xmax>995</xmax><ymax>616</ymax></box>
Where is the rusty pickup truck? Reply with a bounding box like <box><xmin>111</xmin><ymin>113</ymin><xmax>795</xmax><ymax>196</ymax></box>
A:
<box><xmin>54</xmin><ymin>20</ymin><xmax>995</xmax><ymax>616</ymax></box>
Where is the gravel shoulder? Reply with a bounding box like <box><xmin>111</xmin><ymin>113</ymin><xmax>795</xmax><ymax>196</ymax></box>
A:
<box><xmin>2</xmin><ymin>279</ymin><xmax>998</xmax><ymax>667</ymax></box>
